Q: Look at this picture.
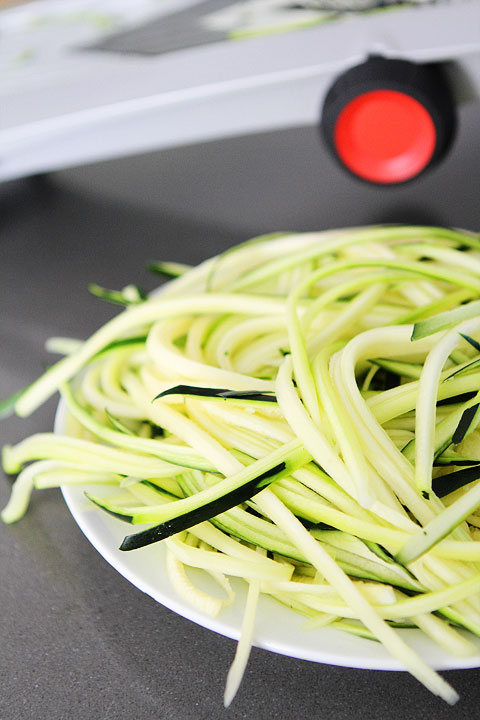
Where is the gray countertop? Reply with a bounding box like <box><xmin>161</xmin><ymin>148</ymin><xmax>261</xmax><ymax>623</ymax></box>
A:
<box><xmin>2</xmin><ymin>119</ymin><xmax>480</xmax><ymax>720</ymax></box>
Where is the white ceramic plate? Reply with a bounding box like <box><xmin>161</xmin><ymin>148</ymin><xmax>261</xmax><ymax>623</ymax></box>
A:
<box><xmin>57</xmin><ymin>402</ymin><xmax>480</xmax><ymax>672</ymax></box>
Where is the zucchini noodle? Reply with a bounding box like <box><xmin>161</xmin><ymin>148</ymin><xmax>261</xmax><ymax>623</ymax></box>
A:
<box><xmin>5</xmin><ymin>225</ymin><xmax>480</xmax><ymax>706</ymax></box>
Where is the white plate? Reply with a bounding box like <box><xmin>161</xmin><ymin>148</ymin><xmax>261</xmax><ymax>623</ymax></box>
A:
<box><xmin>57</xmin><ymin>402</ymin><xmax>480</xmax><ymax>672</ymax></box>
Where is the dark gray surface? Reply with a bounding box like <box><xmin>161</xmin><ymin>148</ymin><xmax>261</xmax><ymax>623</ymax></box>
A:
<box><xmin>2</xmin><ymin>117</ymin><xmax>480</xmax><ymax>720</ymax></box>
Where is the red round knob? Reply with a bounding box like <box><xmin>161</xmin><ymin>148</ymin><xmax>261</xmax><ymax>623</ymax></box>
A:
<box><xmin>321</xmin><ymin>58</ymin><xmax>456</xmax><ymax>185</ymax></box>
<box><xmin>334</xmin><ymin>89</ymin><xmax>437</xmax><ymax>184</ymax></box>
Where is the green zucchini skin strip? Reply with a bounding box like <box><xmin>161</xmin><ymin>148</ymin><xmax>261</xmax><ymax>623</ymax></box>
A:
<box><xmin>118</xmin><ymin>445</ymin><xmax>311</xmax><ymax>549</ymax></box>
<box><xmin>452</xmin><ymin>403</ymin><xmax>480</xmax><ymax>444</ymax></box>
<box><xmin>95</xmin><ymin>336</ymin><xmax>147</xmax><ymax>356</ymax></box>
<box><xmin>432</xmin><ymin>465</ymin><xmax>480</xmax><ymax>498</ymax></box>
<box><xmin>88</xmin><ymin>283</ymin><xmax>147</xmax><ymax>306</ymax></box>
<box><xmin>402</xmin><ymin>391</ymin><xmax>480</xmax><ymax>465</ymax></box>
<box><xmin>88</xmin><ymin>464</ymin><xmax>288</xmax><ymax>527</ymax></box>
<box><xmin>460</xmin><ymin>333</ymin><xmax>480</xmax><ymax>352</ymax></box>
<box><xmin>119</xmin><ymin>466</ymin><xmax>284</xmax><ymax>549</ymax></box>
<box><xmin>370</xmin><ymin>358</ymin><xmax>423</xmax><ymax>380</ymax></box>
<box><xmin>154</xmin><ymin>385</ymin><xmax>277</xmax><ymax>403</ymax></box>
<box><xmin>412</xmin><ymin>299</ymin><xmax>480</xmax><ymax>340</ymax></box>
<box><xmin>396</xmin><ymin>480</ymin><xmax>480</xmax><ymax>565</ymax></box>
<box><xmin>434</xmin><ymin>453</ymin><xmax>480</xmax><ymax>467</ymax></box>
<box><xmin>87</xmin><ymin>500</ymin><xmax>135</xmax><ymax>524</ymax></box>
<box><xmin>146</xmin><ymin>261</ymin><xmax>191</xmax><ymax>278</ymax></box>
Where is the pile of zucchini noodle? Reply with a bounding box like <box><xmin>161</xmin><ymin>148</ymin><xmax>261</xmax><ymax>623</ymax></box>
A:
<box><xmin>7</xmin><ymin>225</ymin><xmax>480</xmax><ymax>705</ymax></box>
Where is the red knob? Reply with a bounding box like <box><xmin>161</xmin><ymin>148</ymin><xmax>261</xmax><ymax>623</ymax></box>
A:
<box><xmin>321</xmin><ymin>57</ymin><xmax>456</xmax><ymax>185</ymax></box>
